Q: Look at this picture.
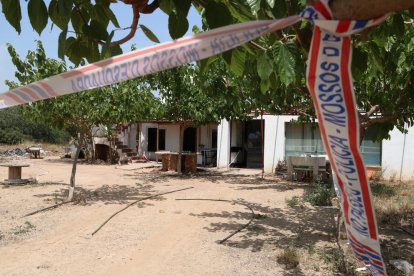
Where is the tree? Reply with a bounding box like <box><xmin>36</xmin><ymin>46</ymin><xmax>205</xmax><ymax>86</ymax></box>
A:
<box><xmin>3</xmin><ymin>0</ymin><xmax>414</xmax><ymax>139</ymax></box>
<box><xmin>1</xmin><ymin>0</ymin><xmax>413</xmax><ymax>64</ymax></box>
<box><xmin>6</xmin><ymin>41</ymin><xmax>162</xmax><ymax>200</ymax></box>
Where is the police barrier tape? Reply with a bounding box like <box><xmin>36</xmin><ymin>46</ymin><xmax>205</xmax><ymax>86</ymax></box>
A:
<box><xmin>0</xmin><ymin>1</ymin><xmax>388</xmax><ymax>274</ymax></box>
<box><xmin>302</xmin><ymin>1</ymin><xmax>388</xmax><ymax>275</ymax></box>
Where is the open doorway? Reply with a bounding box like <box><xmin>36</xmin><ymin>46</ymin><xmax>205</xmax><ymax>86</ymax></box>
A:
<box><xmin>245</xmin><ymin>120</ymin><xmax>264</xmax><ymax>168</ymax></box>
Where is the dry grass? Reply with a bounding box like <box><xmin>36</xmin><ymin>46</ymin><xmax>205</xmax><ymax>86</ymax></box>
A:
<box><xmin>277</xmin><ymin>244</ymin><xmax>300</xmax><ymax>269</ymax></box>
<box><xmin>372</xmin><ymin>183</ymin><xmax>414</xmax><ymax>226</ymax></box>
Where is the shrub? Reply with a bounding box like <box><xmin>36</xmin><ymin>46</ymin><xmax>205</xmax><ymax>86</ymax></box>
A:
<box><xmin>304</xmin><ymin>182</ymin><xmax>335</xmax><ymax>206</ymax></box>
<box><xmin>0</xmin><ymin>128</ymin><xmax>26</xmax><ymax>144</ymax></box>
<box><xmin>370</xmin><ymin>182</ymin><xmax>398</xmax><ymax>198</ymax></box>
<box><xmin>286</xmin><ymin>196</ymin><xmax>300</xmax><ymax>207</ymax></box>
<box><xmin>278</xmin><ymin>244</ymin><xmax>300</xmax><ymax>269</ymax></box>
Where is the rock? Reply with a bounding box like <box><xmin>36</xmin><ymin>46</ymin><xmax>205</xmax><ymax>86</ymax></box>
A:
<box><xmin>390</xmin><ymin>259</ymin><xmax>413</xmax><ymax>274</ymax></box>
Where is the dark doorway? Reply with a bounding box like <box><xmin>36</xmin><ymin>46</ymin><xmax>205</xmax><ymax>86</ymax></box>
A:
<box><xmin>148</xmin><ymin>128</ymin><xmax>157</xmax><ymax>152</ymax></box>
<box><xmin>212</xmin><ymin>129</ymin><xmax>217</xmax><ymax>149</ymax></box>
<box><xmin>245</xmin><ymin>120</ymin><xmax>264</xmax><ymax>168</ymax></box>
<box><xmin>95</xmin><ymin>144</ymin><xmax>110</xmax><ymax>161</ymax></box>
<box><xmin>183</xmin><ymin>127</ymin><xmax>196</xmax><ymax>152</ymax></box>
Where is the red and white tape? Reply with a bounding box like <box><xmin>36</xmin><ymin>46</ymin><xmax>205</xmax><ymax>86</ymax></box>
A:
<box><xmin>303</xmin><ymin>1</ymin><xmax>387</xmax><ymax>275</ymax></box>
<box><xmin>0</xmin><ymin>2</ymin><xmax>389</xmax><ymax>274</ymax></box>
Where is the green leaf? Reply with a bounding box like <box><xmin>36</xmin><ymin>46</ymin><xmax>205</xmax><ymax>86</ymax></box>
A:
<box><xmin>93</xmin><ymin>4</ymin><xmax>110</xmax><ymax>26</ymax></box>
<box><xmin>198</xmin><ymin>56</ymin><xmax>218</xmax><ymax>74</ymax></box>
<box><xmin>49</xmin><ymin>0</ymin><xmax>71</xmax><ymax>30</ymax></box>
<box><xmin>391</xmin><ymin>14</ymin><xmax>405</xmax><ymax>37</ymax></box>
<box><xmin>257</xmin><ymin>52</ymin><xmax>273</xmax><ymax>81</ymax></box>
<box><xmin>273</xmin><ymin>42</ymin><xmax>296</xmax><ymax>86</ymax></box>
<box><xmin>82</xmin><ymin>20</ymin><xmax>109</xmax><ymax>41</ymax></box>
<box><xmin>101</xmin><ymin>31</ymin><xmax>115</xmax><ymax>58</ymax></box>
<box><xmin>205</xmin><ymin>2</ymin><xmax>233</xmax><ymax>29</ymax></box>
<box><xmin>351</xmin><ymin>47</ymin><xmax>367</xmax><ymax>81</ymax></box>
<box><xmin>1</xmin><ymin>0</ymin><xmax>22</xmax><ymax>33</ymax></box>
<box><xmin>246</xmin><ymin>0</ymin><xmax>261</xmax><ymax>15</ymax></box>
<box><xmin>270</xmin><ymin>0</ymin><xmax>287</xmax><ymax>18</ymax></box>
<box><xmin>58</xmin><ymin>28</ymin><xmax>67</xmax><ymax>60</ymax></box>
<box><xmin>140</xmin><ymin>24</ymin><xmax>160</xmax><ymax>43</ymax></box>
<box><xmin>65</xmin><ymin>37</ymin><xmax>82</xmax><ymax>65</ymax></box>
<box><xmin>172</xmin><ymin>0</ymin><xmax>191</xmax><ymax>16</ymax></box>
<box><xmin>71</xmin><ymin>7</ymin><xmax>86</xmax><ymax>33</ymax></box>
<box><xmin>266</xmin><ymin>0</ymin><xmax>276</xmax><ymax>8</ymax></box>
<box><xmin>28</xmin><ymin>0</ymin><xmax>48</xmax><ymax>35</ymax></box>
<box><xmin>58</xmin><ymin>0</ymin><xmax>73</xmax><ymax>17</ymax></box>
<box><xmin>159</xmin><ymin>0</ymin><xmax>174</xmax><ymax>15</ymax></box>
<box><xmin>168</xmin><ymin>11</ymin><xmax>189</xmax><ymax>39</ymax></box>
<box><xmin>110</xmin><ymin>45</ymin><xmax>122</xmax><ymax>57</ymax></box>
<box><xmin>103</xmin><ymin>5</ymin><xmax>120</xmax><ymax>28</ymax></box>
<box><xmin>260</xmin><ymin>78</ymin><xmax>270</xmax><ymax>93</ymax></box>
<box><xmin>231</xmin><ymin>48</ymin><xmax>246</xmax><ymax>76</ymax></box>
<box><xmin>227</xmin><ymin>1</ymin><xmax>255</xmax><ymax>22</ymax></box>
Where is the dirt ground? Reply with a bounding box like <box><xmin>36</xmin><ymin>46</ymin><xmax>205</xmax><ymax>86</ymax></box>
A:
<box><xmin>0</xmin><ymin>153</ymin><xmax>406</xmax><ymax>275</ymax></box>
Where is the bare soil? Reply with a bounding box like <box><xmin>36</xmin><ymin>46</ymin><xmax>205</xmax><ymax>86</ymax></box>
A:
<box><xmin>0</xmin><ymin>152</ymin><xmax>410</xmax><ymax>275</ymax></box>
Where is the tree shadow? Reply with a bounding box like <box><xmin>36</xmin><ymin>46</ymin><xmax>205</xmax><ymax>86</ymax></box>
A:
<box><xmin>32</xmin><ymin>183</ymin><xmax>163</xmax><ymax>206</ymax></box>
<box><xmin>380</xmin><ymin>225</ymin><xmax>414</xmax><ymax>274</ymax></box>
<box><xmin>185</xmin><ymin>198</ymin><xmax>337</xmax><ymax>252</ymax></box>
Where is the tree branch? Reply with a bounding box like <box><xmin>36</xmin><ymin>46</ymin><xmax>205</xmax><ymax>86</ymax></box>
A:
<box><xmin>109</xmin><ymin>4</ymin><xmax>140</xmax><ymax>47</ymax></box>
<box><xmin>141</xmin><ymin>0</ymin><xmax>159</xmax><ymax>14</ymax></box>
<box><xmin>330</xmin><ymin>0</ymin><xmax>414</xmax><ymax>20</ymax></box>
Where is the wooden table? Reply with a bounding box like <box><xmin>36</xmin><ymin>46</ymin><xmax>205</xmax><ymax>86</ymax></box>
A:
<box><xmin>0</xmin><ymin>163</ymin><xmax>30</xmax><ymax>184</ymax></box>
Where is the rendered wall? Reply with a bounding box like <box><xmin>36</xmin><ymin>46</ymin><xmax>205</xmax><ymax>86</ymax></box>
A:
<box><xmin>217</xmin><ymin>119</ymin><xmax>230</xmax><ymax>169</ymax></box>
<box><xmin>382</xmin><ymin>126</ymin><xmax>414</xmax><ymax>181</ymax></box>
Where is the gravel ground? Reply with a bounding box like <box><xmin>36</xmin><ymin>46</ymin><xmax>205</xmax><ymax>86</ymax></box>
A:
<box><xmin>0</xmin><ymin>157</ymin><xmax>339</xmax><ymax>275</ymax></box>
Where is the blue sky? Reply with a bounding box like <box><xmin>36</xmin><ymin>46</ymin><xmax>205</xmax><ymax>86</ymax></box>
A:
<box><xmin>0</xmin><ymin>2</ymin><xmax>202</xmax><ymax>92</ymax></box>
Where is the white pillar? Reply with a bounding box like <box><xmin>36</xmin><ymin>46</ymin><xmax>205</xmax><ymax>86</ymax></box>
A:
<box><xmin>217</xmin><ymin>119</ymin><xmax>231</xmax><ymax>169</ymax></box>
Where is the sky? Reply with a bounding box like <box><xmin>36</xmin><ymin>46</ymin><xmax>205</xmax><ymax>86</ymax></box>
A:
<box><xmin>0</xmin><ymin>2</ymin><xmax>202</xmax><ymax>93</ymax></box>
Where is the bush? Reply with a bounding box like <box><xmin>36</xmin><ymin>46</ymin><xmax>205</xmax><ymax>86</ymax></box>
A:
<box><xmin>370</xmin><ymin>182</ymin><xmax>402</xmax><ymax>198</ymax></box>
<box><xmin>0</xmin><ymin>128</ymin><xmax>26</xmax><ymax>144</ymax></box>
<box><xmin>0</xmin><ymin>107</ymin><xmax>70</xmax><ymax>144</ymax></box>
<box><xmin>304</xmin><ymin>182</ymin><xmax>335</xmax><ymax>206</ymax></box>
<box><xmin>278</xmin><ymin>244</ymin><xmax>300</xmax><ymax>269</ymax></box>
<box><xmin>286</xmin><ymin>196</ymin><xmax>300</xmax><ymax>207</ymax></box>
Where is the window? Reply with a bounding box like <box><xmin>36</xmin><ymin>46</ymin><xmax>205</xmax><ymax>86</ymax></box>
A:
<box><xmin>148</xmin><ymin>128</ymin><xmax>166</xmax><ymax>152</ymax></box>
<box><xmin>285</xmin><ymin>123</ymin><xmax>381</xmax><ymax>165</ymax></box>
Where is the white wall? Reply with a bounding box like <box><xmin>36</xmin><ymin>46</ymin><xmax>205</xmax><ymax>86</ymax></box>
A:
<box><xmin>139</xmin><ymin>123</ymin><xmax>158</xmax><ymax>159</ymax></box>
<box><xmin>199</xmin><ymin>124</ymin><xmax>217</xmax><ymax>149</ymax></box>
<box><xmin>230</xmin><ymin>121</ymin><xmax>243</xmax><ymax>147</ymax></box>
<box><xmin>163</xmin><ymin>124</ymin><xmax>180</xmax><ymax>152</ymax></box>
<box><xmin>382</xmin><ymin>126</ymin><xmax>414</xmax><ymax>181</ymax></box>
<box><xmin>127</xmin><ymin>124</ymin><xmax>137</xmax><ymax>151</ymax></box>
<box><xmin>263</xmin><ymin>115</ymin><xmax>297</xmax><ymax>173</ymax></box>
<box><xmin>217</xmin><ymin>119</ymin><xmax>230</xmax><ymax>169</ymax></box>
<box><xmin>217</xmin><ymin>115</ymin><xmax>297</xmax><ymax>173</ymax></box>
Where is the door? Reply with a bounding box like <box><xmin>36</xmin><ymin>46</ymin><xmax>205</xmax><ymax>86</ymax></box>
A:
<box><xmin>245</xmin><ymin>120</ymin><xmax>264</xmax><ymax>168</ymax></box>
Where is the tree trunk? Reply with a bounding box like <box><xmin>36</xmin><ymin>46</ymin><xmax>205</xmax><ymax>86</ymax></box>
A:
<box><xmin>329</xmin><ymin>0</ymin><xmax>414</xmax><ymax>20</ymax></box>
<box><xmin>177</xmin><ymin>123</ymin><xmax>183</xmax><ymax>175</ymax></box>
<box><xmin>260</xmin><ymin>111</ymin><xmax>265</xmax><ymax>179</ymax></box>
<box><xmin>68</xmin><ymin>133</ymin><xmax>84</xmax><ymax>201</ymax></box>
